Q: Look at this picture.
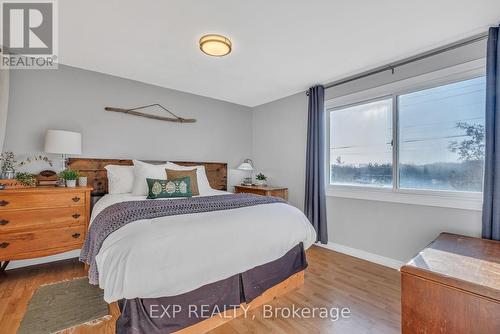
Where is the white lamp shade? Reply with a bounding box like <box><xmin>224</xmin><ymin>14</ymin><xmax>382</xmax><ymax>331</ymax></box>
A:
<box><xmin>237</xmin><ymin>162</ymin><xmax>254</xmax><ymax>171</ymax></box>
<box><xmin>44</xmin><ymin>130</ymin><xmax>82</xmax><ymax>155</ymax></box>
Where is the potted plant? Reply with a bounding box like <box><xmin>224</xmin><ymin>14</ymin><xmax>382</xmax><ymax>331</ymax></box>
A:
<box><xmin>255</xmin><ymin>173</ymin><xmax>268</xmax><ymax>186</ymax></box>
<box><xmin>59</xmin><ymin>169</ymin><xmax>80</xmax><ymax>187</ymax></box>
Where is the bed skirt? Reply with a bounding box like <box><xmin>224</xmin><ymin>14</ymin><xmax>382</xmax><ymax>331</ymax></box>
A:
<box><xmin>116</xmin><ymin>243</ymin><xmax>307</xmax><ymax>334</ymax></box>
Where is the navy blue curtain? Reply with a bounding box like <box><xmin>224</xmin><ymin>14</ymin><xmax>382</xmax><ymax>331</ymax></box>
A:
<box><xmin>305</xmin><ymin>85</ymin><xmax>328</xmax><ymax>244</ymax></box>
<box><xmin>482</xmin><ymin>25</ymin><xmax>500</xmax><ymax>241</ymax></box>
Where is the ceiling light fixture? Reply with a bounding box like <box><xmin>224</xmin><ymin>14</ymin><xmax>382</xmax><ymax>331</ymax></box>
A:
<box><xmin>199</xmin><ymin>34</ymin><xmax>232</xmax><ymax>57</ymax></box>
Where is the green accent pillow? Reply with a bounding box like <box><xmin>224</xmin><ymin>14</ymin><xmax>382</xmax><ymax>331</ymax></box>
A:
<box><xmin>146</xmin><ymin>177</ymin><xmax>192</xmax><ymax>199</ymax></box>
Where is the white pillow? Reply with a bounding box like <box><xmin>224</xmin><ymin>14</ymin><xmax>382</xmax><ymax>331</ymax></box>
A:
<box><xmin>105</xmin><ymin>165</ymin><xmax>134</xmax><ymax>194</ymax></box>
<box><xmin>132</xmin><ymin>160</ymin><xmax>170</xmax><ymax>196</ymax></box>
<box><xmin>166</xmin><ymin>162</ymin><xmax>212</xmax><ymax>195</ymax></box>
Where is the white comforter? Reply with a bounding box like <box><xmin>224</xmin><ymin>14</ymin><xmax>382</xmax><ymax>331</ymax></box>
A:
<box><xmin>91</xmin><ymin>190</ymin><xmax>317</xmax><ymax>303</ymax></box>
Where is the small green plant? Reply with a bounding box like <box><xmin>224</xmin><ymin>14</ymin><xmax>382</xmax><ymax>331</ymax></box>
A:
<box><xmin>59</xmin><ymin>169</ymin><xmax>80</xmax><ymax>180</ymax></box>
<box><xmin>15</xmin><ymin>172</ymin><xmax>37</xmax><ymax>187</ymax></box>
<box><xmin>255</xmin><ymin>173</ymin><xmax>267</xmax><ymax>181</ymax></box>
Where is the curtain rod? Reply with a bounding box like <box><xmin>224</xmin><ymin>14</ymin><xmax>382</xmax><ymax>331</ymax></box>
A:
<box><xmin>308</xmin><ymin>31</ymin><xmax>488</xmax><ymax>94</ymax></box>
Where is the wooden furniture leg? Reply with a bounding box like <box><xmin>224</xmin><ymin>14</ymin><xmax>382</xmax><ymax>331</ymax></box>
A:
<box><xmin>0</xmin><ymin>260</ymin><xmax>9</xmax><ymax>272</ymax></box>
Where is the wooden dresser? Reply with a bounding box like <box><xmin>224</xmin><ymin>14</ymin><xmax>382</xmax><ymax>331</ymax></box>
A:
<box><xmin>401</xmin><ymin>233</ymin><xmax>500</xmax><ymax>334</ymax></box>
<box><xmin>0</xmin><ymin>186</ymin><xmax>93</xmax><ymax>271</ymax></box>
<box><xmin>234</xmin><ymin>185</ymin><xmax>288</xmax><ymax>201</ymax></box>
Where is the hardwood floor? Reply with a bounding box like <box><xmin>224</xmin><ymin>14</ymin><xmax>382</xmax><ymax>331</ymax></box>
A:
<box><xmin>212</xmin><ymin>246</ymin><xmax>401</xmax><ymax>334</ymax></box>
<box><xmin>0</xmin><ymin>258</ymin><xmax>86</xmax><ymax>334</ymax></box>
<box><xmin>0</xmin><ymin>246</ymin><xmax>401</xmax><ymax>334</ymax></box>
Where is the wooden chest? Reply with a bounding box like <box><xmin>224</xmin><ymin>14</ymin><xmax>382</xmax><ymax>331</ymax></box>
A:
<box><xmin>0</xmin><ymin>186</ymin><xmax>92</xmax><ymax>267</ymax></box>
<box><xmin>401</xmin><ymin>233</ymin><xmax>500</xmax><ymax>334</ymax></box>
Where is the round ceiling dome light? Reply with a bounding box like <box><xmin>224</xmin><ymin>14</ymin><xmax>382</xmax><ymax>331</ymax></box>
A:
<box><xmin>199</xmin><ymin>34</ymin><xmax>232</xmax><ymax>57</ymax></box>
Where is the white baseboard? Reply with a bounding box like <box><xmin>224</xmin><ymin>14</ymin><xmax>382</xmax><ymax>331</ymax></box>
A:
<box><xmin>316</xmin><ymin>242</ymin><xmax>404</xmax><ymax>270</ymax></box>
<box><xmin>6</xmin><ymin>249</ymin><xmax>81</xmax><ymax>270</ymax></box>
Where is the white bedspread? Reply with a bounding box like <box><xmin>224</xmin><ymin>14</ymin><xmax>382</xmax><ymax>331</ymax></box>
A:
<box><xmin>91</xmin><ymin>190</ymin><xmax>317</xmax><ymax>303</ymax></box>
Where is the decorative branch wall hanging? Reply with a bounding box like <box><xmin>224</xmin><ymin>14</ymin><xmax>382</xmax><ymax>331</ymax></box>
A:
<box><xmin>104</xmin><ymin>104</ymin><xmax>196</xmax><ymax>123</ymax></box>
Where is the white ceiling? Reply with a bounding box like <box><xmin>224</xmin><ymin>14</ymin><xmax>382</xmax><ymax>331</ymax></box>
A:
<box><xmin>59</xmin><ymin>0</ymin><xmax>500</xmax><ymax>107</ymax></box>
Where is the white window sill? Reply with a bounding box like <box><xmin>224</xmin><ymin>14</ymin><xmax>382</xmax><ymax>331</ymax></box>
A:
<box><xmin>326</xmin><ymin>185</ymin><xmax>483</xmax><ymax>211</ymax></box>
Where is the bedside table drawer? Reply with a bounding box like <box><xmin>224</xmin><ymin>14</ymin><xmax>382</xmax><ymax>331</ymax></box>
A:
<box><xmin>0</xmin><ymin>207</ymin><xmax>85</xmax><ymax>232</ymax></box>
<box><xmin>0</xmin><ymin>225</ymin><xmax>85</xmax><ymax>259</ymax></box>
<box><xmin>0</xmin><ymin>191</ymin><xmax>85</xmax><ymax>211</ymax></box>
<box><xmin>235</xmin><ymin>187</ymin><xmax>265</xmax><ymax>196</ymax></box>
<box><xmin>234</xmin><ymin>186</ymin><xmax>288</xmax><ymax>201</ymax></box>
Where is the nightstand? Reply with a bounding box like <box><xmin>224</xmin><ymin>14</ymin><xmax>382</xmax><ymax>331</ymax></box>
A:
<box><xmin>0</xmin><ymin>186</ymin><xmax>93</xmax><ymax>271</ymax></box>
<box><xmin>234</xmin><ymin>185</ymin><xmax>288</xmax><ymax>201</ymax></box>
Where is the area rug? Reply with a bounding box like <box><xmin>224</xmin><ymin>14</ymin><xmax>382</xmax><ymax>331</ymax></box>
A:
<box><xmin>18</xmin><ymin>277</ymin><xmax>109</xmax><ymax>334</ymax></box>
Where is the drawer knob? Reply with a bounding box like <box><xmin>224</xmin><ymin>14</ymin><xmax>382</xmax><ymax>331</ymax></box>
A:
<box><xmin>72</xmin><ymin>213</ymin><xmax>81</xmax><ymax>219</ymax></box>
<box><xmin>72</xmin><ymin>197</ymin><xmax>80</xmax><ymax>203</ymax></box>
<box><xmin>0</xmin><ymin>200</ymin><xmax>9</xmax><ymax>207</ymax></box>
<box><xmin>0</xmin><ymin>219</ymin><xmax>9</xmax><ymax>226</ymax></box>
<box><xmin>0</xmin><ymin>242</ymin><xmax>9</xmax><ymax>248</ymax></box>
<box><xmin>72</xmin><ymin>233</ymin><xmax>81</xmax><ymax>239</ymax></box>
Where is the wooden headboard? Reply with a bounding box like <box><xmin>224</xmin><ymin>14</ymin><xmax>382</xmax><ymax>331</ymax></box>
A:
<box><xmin>67</xmin><ymin>158</ymin><xmax>227</xmax><ymax>196</ymax></box>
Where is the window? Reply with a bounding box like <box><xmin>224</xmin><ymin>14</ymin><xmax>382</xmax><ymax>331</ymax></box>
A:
<box><xmin>328</xmin><ymin>73</ymin><xmax>486</xmax><ymax>206</ymax></box>
<box><xmin>330</xmin><ymin>98</ymin><xmax>393</xmax><ymax>187</ymax></box>
<box><xmin>398</xmin><ymin>77</ymin><xmax>486</xmax><ymax>192</ymax></box>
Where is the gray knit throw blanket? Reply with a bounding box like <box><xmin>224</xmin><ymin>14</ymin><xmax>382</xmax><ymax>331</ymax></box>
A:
<box><xmin>80</xmin><ymin>193</ymin><xmax>285</xmax><ymax>284</ymax></box>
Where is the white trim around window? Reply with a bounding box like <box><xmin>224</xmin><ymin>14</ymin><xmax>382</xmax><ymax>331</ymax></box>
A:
<box><xmin>325</xmin><ymin>59</ymin><xmax>486</xmax><ymax>211</ymax></box>
<box><xmin>326</xmin><ymin>185</ymin><xmax>482</xmax><ymax>210</ymax></box>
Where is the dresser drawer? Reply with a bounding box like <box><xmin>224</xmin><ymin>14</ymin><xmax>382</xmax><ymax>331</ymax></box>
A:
<box><xmin>0</xmin><ymin>207</ymin><xmax>85</xmax><ymax>232</ymax></box>
<box><xmin>0</xmin><ymin>191</ymin><xmax>85</xmax><ymax>211</ymax></box>
<box><xmin>0</xmin><ymin>225</ymin><xmax>85</xmax><ymax>259</ymax></box>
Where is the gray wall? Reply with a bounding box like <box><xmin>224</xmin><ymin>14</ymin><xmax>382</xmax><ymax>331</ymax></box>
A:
<box><xmin>328</xmin><ymin>197</ymin><xmax>481</xmax><ymax>261</ymax></box>
<box><xmin>4</xmin><ymin>65</ymin><xmax>252</xmax><ymax>188</ymax></box>
<box><xmin>252</xmin><ymin>92</ymin><xmax>308</xmax><ymax>209</ymax></box>
<box><xmin>252</xmin><ymin>91</ymin><xmax>482</xmax><ymax>263</ymax></box>
<box><xmin>324</xmin><ymin>38</ymin><xmax>487</xmax><ymax>101</ymax></box>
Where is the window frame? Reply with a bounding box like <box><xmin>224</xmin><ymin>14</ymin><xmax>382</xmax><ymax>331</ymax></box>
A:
<box><xmin>325</xmin><ymin>59</ymin><xmax>486</xmax><ymax>210</ymax></box>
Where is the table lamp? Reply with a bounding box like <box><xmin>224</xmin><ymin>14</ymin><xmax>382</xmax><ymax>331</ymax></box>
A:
<box><xmin>44</xmin><ymin>130</ymin><xmax>82</xmax><ymax>170</ymax></box>
<box><xmin>237</xmin><ymin>159</ymin><xmax>254</xmax><ymax>185</ymax></box>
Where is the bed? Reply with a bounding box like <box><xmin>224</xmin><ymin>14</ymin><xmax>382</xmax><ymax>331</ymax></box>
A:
<box><xmin>68</xmin><ymin>158</ymin><xmax>316</xmax><ymax>334</ymax></box>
